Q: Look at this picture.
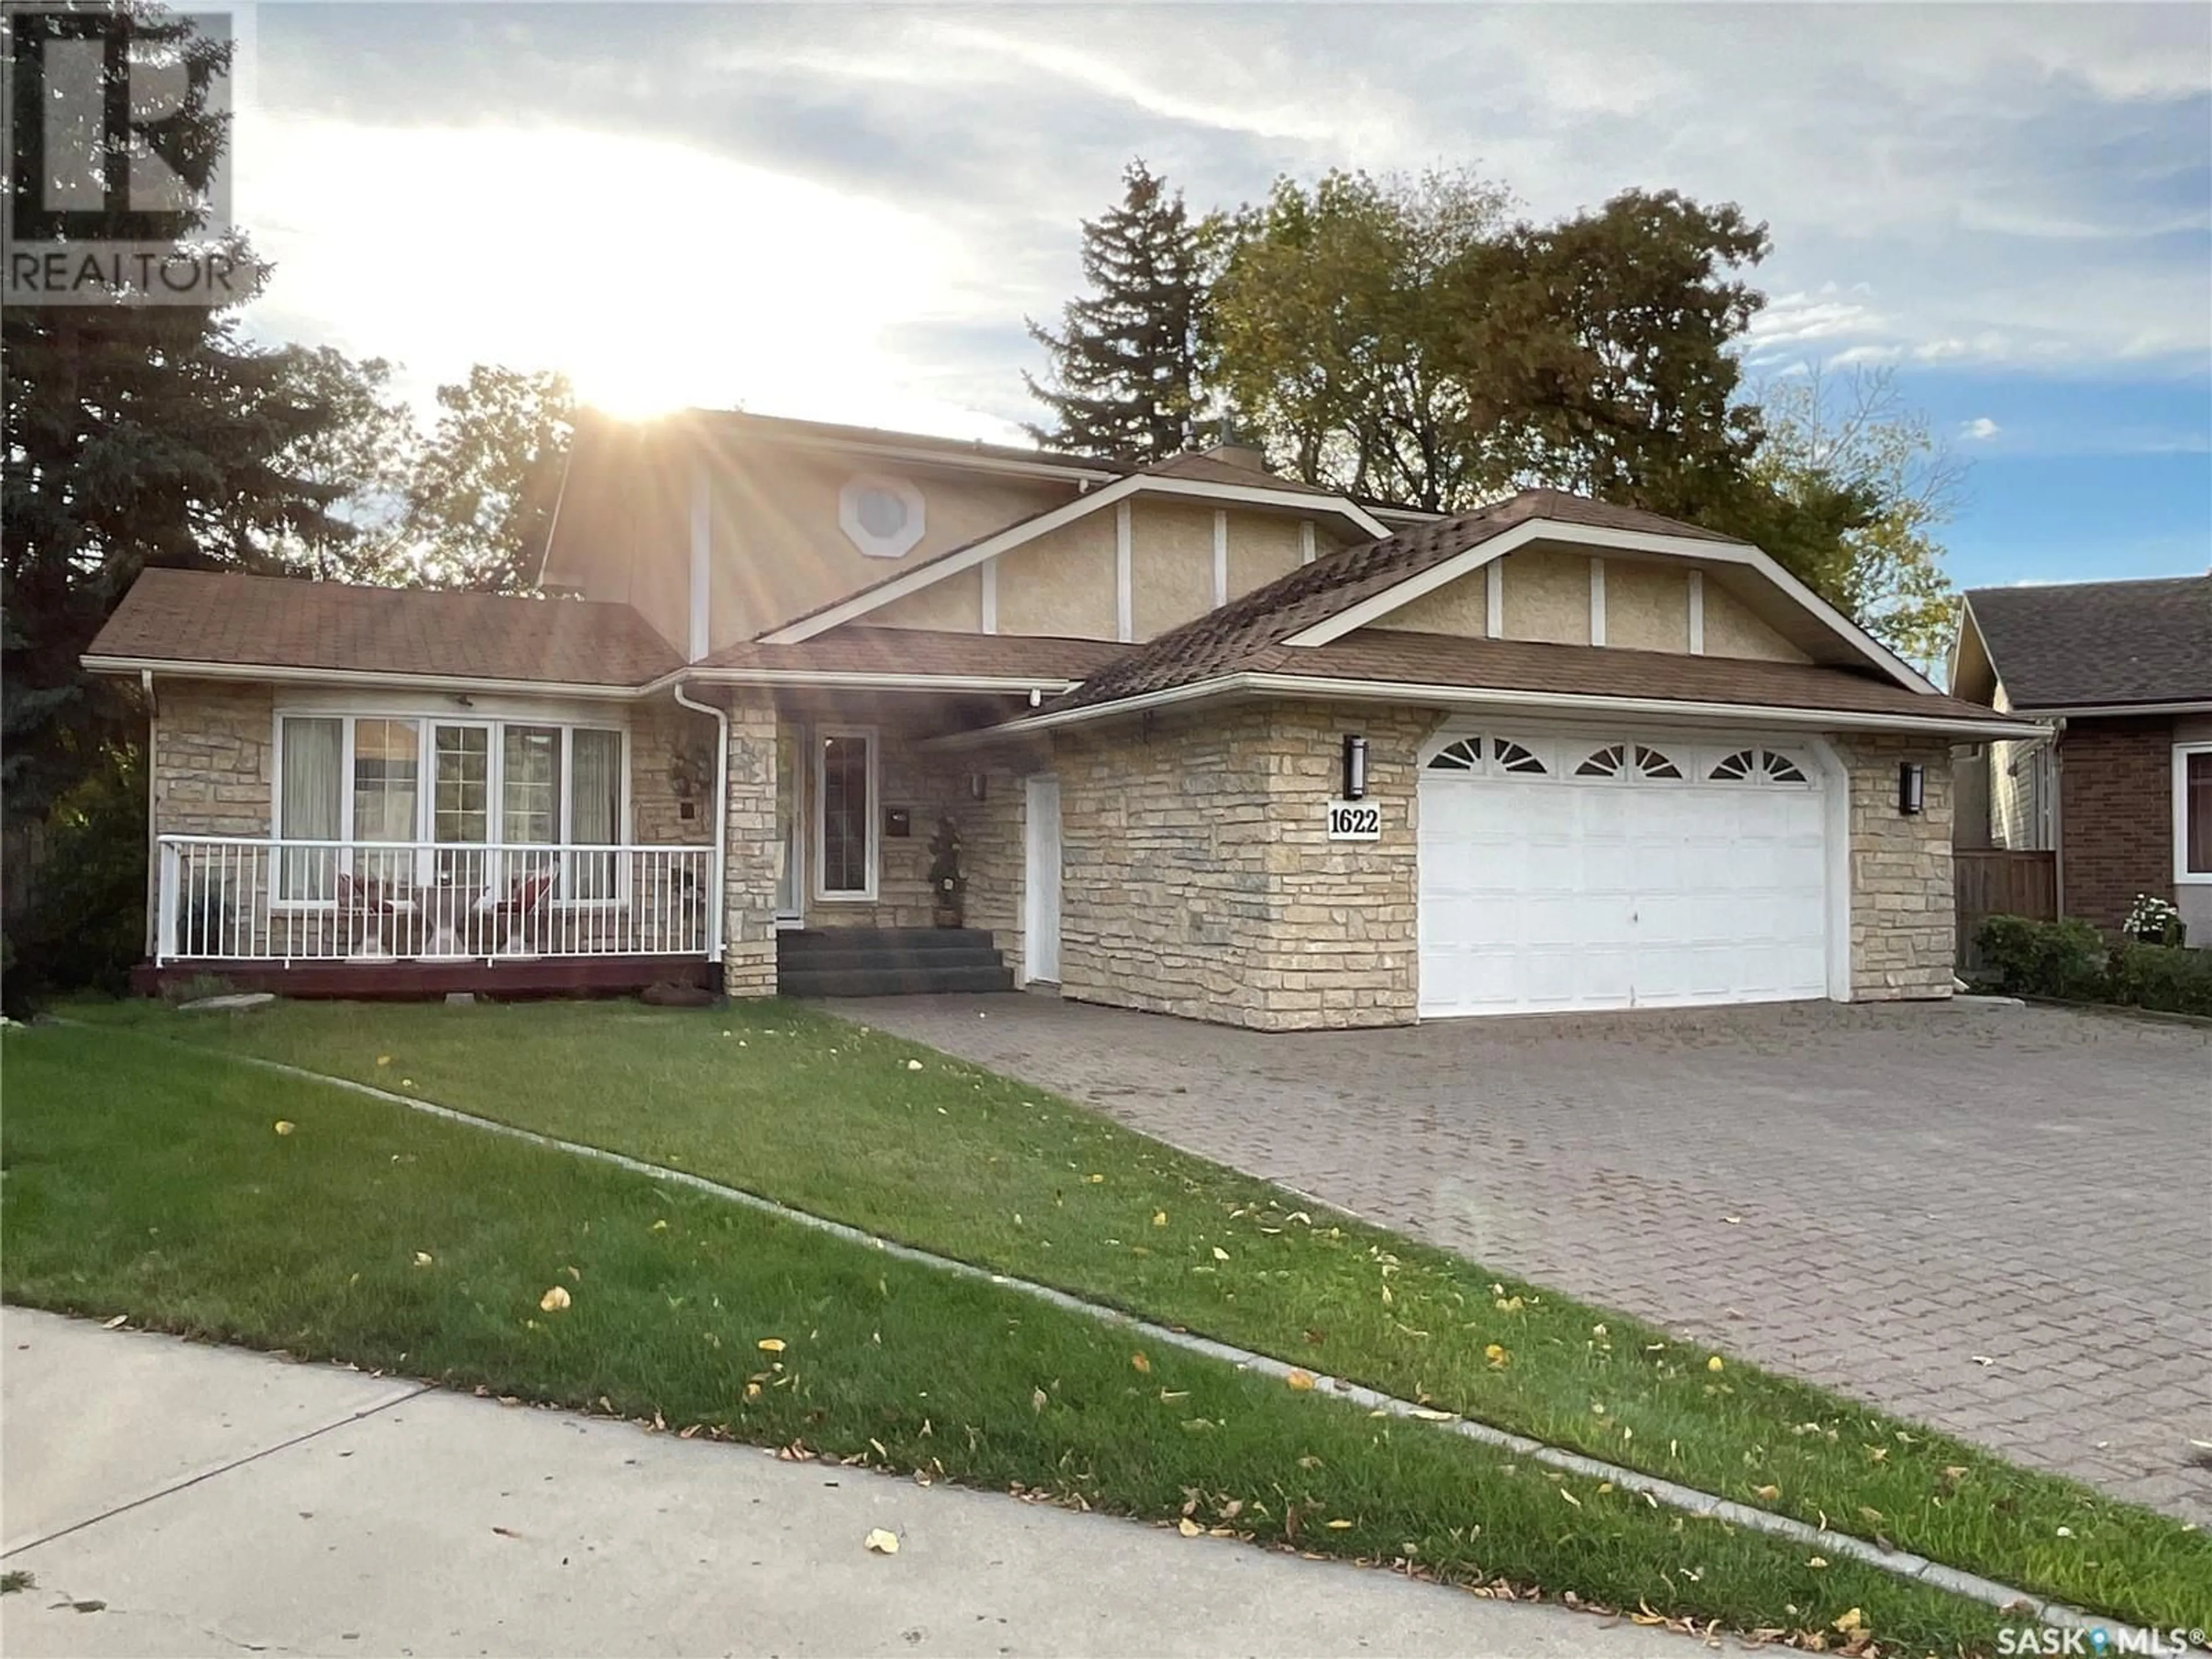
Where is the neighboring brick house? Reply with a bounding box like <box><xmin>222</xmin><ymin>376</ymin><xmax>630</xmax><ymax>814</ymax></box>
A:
<box><xmin>1952</xmin><ymin>576</ymin><xmax>2212</xmax><ymax>941</ymax></box>
<box><xmin>85</xmin><ymin>410</ymin><xmax>2036</xmax><ymax>1027</ymax></box>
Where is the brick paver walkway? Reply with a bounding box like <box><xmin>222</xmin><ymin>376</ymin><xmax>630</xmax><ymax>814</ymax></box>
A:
<box><xmin>841</xmin><ymin>994</ymin><xmax>2212</xmax><ymax>1522</ymax></box>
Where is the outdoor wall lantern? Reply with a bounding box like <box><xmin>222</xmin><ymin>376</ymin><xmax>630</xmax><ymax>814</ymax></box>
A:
<box><xmin>1898</xmin><ymin>761</ymin><xmax>1925</xmax><ymax>816</ymax></box>
<box><xmin>1342</xmin><ymin>734</ymin><xmax>1369</xmax><ymax>801</ymax></box>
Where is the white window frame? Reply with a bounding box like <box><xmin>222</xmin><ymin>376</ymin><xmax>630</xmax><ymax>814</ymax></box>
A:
<box><xmin>2175</xmin><ymin>741</ymin><xmax>2212</xmax><ymax>884</ymax></box>
<box><xmin>812</xmin><ymin>723</ymin><xmax>880</xmax><ymax>903</ymax></box>
<box><xmin>271</xmin><ymin>706</ymin><xmax>631</xmax><ymax>910</ymax></box>
<box><xmin>838</xmin><ymin>474</ymin><xmax>926</xmax><ymax>560</ymax></box>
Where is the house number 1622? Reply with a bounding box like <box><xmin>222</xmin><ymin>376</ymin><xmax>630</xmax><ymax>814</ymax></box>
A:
<box><xmin>1325</xmin><ymin>801</ymin><xmax>1381</xmax><ymax>840</ymax></box>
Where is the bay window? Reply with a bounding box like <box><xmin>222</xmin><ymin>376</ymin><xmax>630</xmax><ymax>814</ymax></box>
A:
<box><xmin>274</xmin><ymin>713</ymin><xmax>626</xmax><ymax>902</ymax></box>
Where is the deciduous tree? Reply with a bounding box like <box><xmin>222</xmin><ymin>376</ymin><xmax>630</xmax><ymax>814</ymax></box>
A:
<box><xmin>403</xmin><ymin>365</ymin><xmax>574</xmax><ymax>592</ymax></box>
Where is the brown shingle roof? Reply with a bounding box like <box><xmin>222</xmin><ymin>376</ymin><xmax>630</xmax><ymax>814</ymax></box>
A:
<box><xmin>1141</xmin><ymin>451</ymin><xmax>1339</xmax><ymax>497</ymax></box>
<box><xmin>697</xmin><ymin>628</ymin><xmax>1126</xmax><ymax>683</ymax></box>
<box><xmin>1281</xmin><ymin>631</ymin><xmax>2014</xmax><ymax>725</ymax></box>
<box><xmin>1051</xmin><ymin>489</ymin><xmax>1745</xmax><ymax>711</ymax></box>
<box><xmin>1964</xmin><ymin>575</ymin><xmax>2211</xmax><ymax>709</ymax></box>
<box><xmin>85</xmin><ymin>569</ymin><xmax>681</xmax><ymax>687</ymax></box>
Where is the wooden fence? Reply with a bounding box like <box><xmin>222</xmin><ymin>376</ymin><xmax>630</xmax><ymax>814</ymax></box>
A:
<box><xmin>1955</xmin><ymin>849</ymin><xmax>2058</xmax><ymax>971</ymax></box>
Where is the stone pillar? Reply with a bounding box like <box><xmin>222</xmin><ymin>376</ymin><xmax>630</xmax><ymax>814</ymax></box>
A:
<box><xmin>1840</xmin><ymin>733</ymin><xmax>1955</xmax><ymax>1000</ymax></box>
<box><xmin>721</xmin><ymin>691</ymin><xmax>779</xmax><ymax>999</ymax></box>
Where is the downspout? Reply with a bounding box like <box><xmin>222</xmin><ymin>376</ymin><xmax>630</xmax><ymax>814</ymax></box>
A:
<box><xmin>671</xmin><ymin>678</ymin><xmax>728</xmax><ymax>965</ymax></box>
<box><xmin>142</xmin><ymin>669</ymin><xmax>162</xmax><ymax>964</ymax></box>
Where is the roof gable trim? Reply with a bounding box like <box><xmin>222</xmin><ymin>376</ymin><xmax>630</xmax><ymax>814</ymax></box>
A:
<box><xmin>762</xmin><ymin>473</ymin><xmax>1388</xmax><ymax>645</ymax></box>
<box><xmin>1282</xmin><ymin>517</ymin><xmax>1936</xmax><ymax>695</ymax></box>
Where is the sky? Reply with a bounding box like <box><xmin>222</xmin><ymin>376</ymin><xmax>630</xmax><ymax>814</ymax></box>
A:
<box><xmin>228</xmin><ymin>2</ymin><xmax>2212</xmax><ymax>592</ymax></box>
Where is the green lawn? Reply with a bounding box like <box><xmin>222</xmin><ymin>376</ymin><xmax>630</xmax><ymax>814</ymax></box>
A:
<box><xmin>44</xmin><ymin>998</ymin><xmax>2212</xmax><ymax>1633</ymax></box>
<box><xmin>3</xmin><ymin>1023</ymin><xmax>2010</xmax><ymax>1653</ymax></box>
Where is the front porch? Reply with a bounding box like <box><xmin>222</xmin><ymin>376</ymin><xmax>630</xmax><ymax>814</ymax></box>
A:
<box><xmin>145</xmin><ymin>835</ymin><xmax>718</xmax><ymax>999</ymax></box>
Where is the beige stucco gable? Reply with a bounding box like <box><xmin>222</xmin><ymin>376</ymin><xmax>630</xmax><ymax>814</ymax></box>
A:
<box><xmin>1335</xmin><ymin>546</ymin><xmax>1813</xmax><ymax>665</ymax></box>
<box><xmin>865</xmin><ymin>501</ymin><xmax>1343</xmax><ymax>643</ymax></box>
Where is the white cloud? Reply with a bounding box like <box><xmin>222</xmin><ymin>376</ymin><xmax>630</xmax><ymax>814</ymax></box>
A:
<box><xmin>1960</xmin><ymin>417</ymin><xmax>2002</xmax><ymax>442</ymax></box>
<box><xmin>231</xmin><ymin>3</ymin><xmax>2212</xmax><ymax>435</ymax></box>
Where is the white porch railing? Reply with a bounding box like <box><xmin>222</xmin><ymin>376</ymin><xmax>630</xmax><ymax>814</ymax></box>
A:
<box><xmin>155</xmin><ymin>836</ymin><xmax>715</xmax><ymax>965</ymax></box>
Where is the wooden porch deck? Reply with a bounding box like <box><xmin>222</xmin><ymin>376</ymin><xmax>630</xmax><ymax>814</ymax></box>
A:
<box><xmin>131</xmin><ymin>955</ymin><xmax>719</xmax><ymax>1002</ymax></box>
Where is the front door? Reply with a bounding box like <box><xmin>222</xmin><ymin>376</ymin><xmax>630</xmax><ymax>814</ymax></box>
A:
<box><xmin>1024</xmin><ymin>774</ymin><xmax>1062</xmax><ymax>983</ymax></box>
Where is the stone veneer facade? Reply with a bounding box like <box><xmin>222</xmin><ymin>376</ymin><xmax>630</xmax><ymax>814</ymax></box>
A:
<box><xmin>149</xmin><ymin>679</ymin><xmax>1959</xmax><ymax>1023</ymax></box>
<box><xmin>1833</xmin><ymin>733</ymin><xmax>1955</xmax><ymax>1001</ymax></box>
<box><xmin>1053</xmin><ymin>701</ymin><xmax>1429</xmax><ymax>1029</ymax></box>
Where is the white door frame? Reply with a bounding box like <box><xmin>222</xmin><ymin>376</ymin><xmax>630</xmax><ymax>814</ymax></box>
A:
<box><xmin>1023</xmin><ymin>774</ymin><xmax>1062</xmax><ymax>984</ymax></box>
<box><xmin>773</xmin><ymin>723</ymin><xmax>806</xmax><ymax>930</ymax></box>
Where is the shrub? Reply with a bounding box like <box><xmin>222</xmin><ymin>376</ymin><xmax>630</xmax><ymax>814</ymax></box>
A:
<box><xmin>2122</xmin><ymin>893</ymin><xmax>2187</xmax><ymax>949</ymax></box>
<box><xmin>1975</xmin><ymin>915</ymin><xmax>2109</xmax><ymax>1000</ymax></box>
<box><xmin>2107</xmin><ymin>942</ymin><xmax>2212</xmax><ymax>1018</ymax></box>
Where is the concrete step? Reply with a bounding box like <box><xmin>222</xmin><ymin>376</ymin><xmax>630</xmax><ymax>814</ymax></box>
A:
<box><xmin>779</xmin><ymin>945</ymin><xmax>1008</xmax><ymax>974</ymax></box>
<box><xmin>780</xmin><ymin>964</ymin><xmax>1016</xmax><ymax>998</ymax></box>
<box><xmin>777</xmin><ymin>927</ymin><xmax>992</xmax><ymax>960</ymax></box>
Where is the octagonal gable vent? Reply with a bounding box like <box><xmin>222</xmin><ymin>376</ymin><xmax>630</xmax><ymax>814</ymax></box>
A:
<box><xmin>839</xmin><ymin>474</ymin><xmax>926</xmax><ymax>559</ymax></box>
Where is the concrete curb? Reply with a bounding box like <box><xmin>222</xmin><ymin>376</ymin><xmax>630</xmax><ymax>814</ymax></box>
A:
<box><xmin>108</xmin><ymin>1030</ymin><xmax>2171</xmax><ymax>1646</ymax></box>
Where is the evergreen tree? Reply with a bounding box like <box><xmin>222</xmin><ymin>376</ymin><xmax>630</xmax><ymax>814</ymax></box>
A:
<box><xmin>1</xmin><ymin>11</ymin><xmax>354</xmax><ymax>830</ymax></box>
<box><xmin>1023</xmin><ymin>161</ymin><xmax>1205</xmax><ymax>464</ymax></box>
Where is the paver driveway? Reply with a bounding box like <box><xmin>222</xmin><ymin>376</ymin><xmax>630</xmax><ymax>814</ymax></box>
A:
<box><xmin>842</xmin><ymin>994</ymin><xmax>2212</xmax><ymax>1522</ymax></box>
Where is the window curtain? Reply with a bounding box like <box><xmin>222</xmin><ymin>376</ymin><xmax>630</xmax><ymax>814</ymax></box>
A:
<box><xmin>2189</xmin><ymin>752</ymin><xmax>2212</xmax><ymax>876</ymax></box>
<box><xmin>278</xmin><ymin>717</ymin><xmax>341</xmax><ymax>899</ymax></box>
<box><xmin>571</xmin><ymin>729</ymin><xmax>621</xmax><ymax>898</ymax></box>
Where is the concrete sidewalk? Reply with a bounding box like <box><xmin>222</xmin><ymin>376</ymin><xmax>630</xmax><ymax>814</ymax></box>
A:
<box><xmin>0</xmin><ymin>1307</ymin><xmax>1709</xmax><ymax>1658</ymax></box>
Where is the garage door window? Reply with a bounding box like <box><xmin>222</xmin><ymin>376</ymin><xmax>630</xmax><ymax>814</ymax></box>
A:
<box><xmin>1710</xmin><ymin>748</ymin><xmax>1807</xmax><ymax>785</ymax></box>
<box><xmin>1424</xmin><ymin>736</ymin><xmax>1550</xmax><ymax>776</ymax></box>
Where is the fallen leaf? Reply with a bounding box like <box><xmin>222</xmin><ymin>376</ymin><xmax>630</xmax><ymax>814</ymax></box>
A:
<box><xmin>101</xmin><ymin>1315</ymin><xmax>127</xmax><ymax>1330</ymax></box>
<box><xmin>1484</xmin><ymin>1343</ymin><xmax>1509</xmax><ymax>1368</ymax></box>
<box><xmin>650</xmin><ymin>1219</ymin><xmax>669</xmax><ymax>1233</ymax></box>
<box><xmin>1285</xmin><ymin>1369</ymin><xmax>1316</xmax><ymax>1391</ymax></box>
<box><xmin>1085</xmin><ymin>1173</ymin><xmax>1104</xmax><ymax>1183</ymax></box>
<box><xmin>1131</xmin><ymin>1352</ymin><xmax>1152</xmax><ymax>1374</ymax></box>
<box><xmin>1211</xmin><ymin>1246</ymin><xmax>1229</xmax><ymax>1261</ymax></box>
<box><xmin>1031</xmin><ymin>1388</ymin><xmax>1047</xmax><ymax>1413</ymax></box>
<box><xmin>539</xmin><ymin>1285</ymin><xmax>571</xmax><ymax>1312</ymax></box>
<box><xmin>1152</xmin><ymin>1211</ymin><xmax>1168</xmax><ymax>1227</ymax></box>
<box><xmin>865</xmin><ymin>1528</ymin><xmax>900</xmax><ymax>1554</ymax></box>
<box><xmin>412</xmin><ymin>1252</ymin><xmax>434</xmax><ymax>1268</ymax></box>
<box><xmin>757</xmin><ymin>1338</ymin><xmax>786</xmax><ymax>1353</ymax></box>
<box><xmin>1971</xmin><ymin>1355</ymin><xmax>1997</xmax><ymax>1368</ymax></box>
<box><xmin>1834</xmin><ymin>1608</ymin><xmax>1864</xmax><ymax>1635</ymax></box>
<box><xmin>376</xmin><ymin>1055</ymin><xmax>391</xmax><ymax>1067</ymax></box>
<box><xmin>904</xmin><ymin>1059</ymin><xmax>924</xmax><ymax>1071</ymax></box>
<box><xmin>1753</xmin><ymin>1484</ymin><xmax>1780</xmax><ymax>1502</ymax></box>
<box><xmin>491</xmin><ymin>1525</ymin><xmax>521</xmax><ymax>1539</ymax></box>
<box><xmin>1176</xmin><ymin>1518</ymin><xmax>1202</xmax><ymax>1537</ymax></box>
<box><xmin>1707</xmin><ymin>1355</ymin><xmax>1725</xmax><ymax>1373</ymax></box>
<box><xmin>1807</xmin><ymin>1556</ymin><xmax>1828</xmax><ymax>1569</ymax></box>
<box><xmin>273</xmin><ymin>1120</ymin><xmax>296</xmax><ymax>1136</ymax></box>
<box><xmin>1325</xmin><ymin>1519</ymin><xmax>1353</xmax><ymax>1530</ymax></box>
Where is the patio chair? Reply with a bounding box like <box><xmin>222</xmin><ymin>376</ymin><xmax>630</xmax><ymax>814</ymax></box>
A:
<box><xmin>336</xmin><ymin>872</ymin><xmax>395</xmax><ymax>958</ymax></box>
<box><xmin>468</xmin><ymin>865</ymin><xmax>558</xmax><ymax>956</ymax></box>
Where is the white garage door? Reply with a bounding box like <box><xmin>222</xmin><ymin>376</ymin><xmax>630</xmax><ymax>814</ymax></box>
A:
<box><xmin>1418</xmin><ymin>730</ymin><xmax>1832</xmax><ymax>1018</ymax></box>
